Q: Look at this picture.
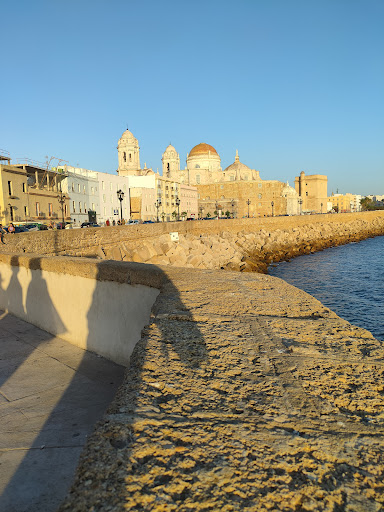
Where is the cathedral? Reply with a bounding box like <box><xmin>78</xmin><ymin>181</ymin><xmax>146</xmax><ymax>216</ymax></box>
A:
<box><xmin>116</xmin><ymin>129</ymin><xmax>327</xmax><ymax>218</ymax></box>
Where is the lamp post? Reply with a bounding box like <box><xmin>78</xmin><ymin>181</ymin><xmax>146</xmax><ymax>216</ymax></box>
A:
<box><xmin>271</xmin><ymin>201</ymin><xmax>274</xmax><ymax>217</ymax></box>
<box><xmin>175</xmin><ymin>197</ymin><xmax>180</xmax><ymax>221</ymax></box>
<box><xmin>298</xmin><ymin>197</ymin><xmax>303</xmax><ymax>215</ymax></box>
<box><xmin>199</xmin><ymin>205</ymin><xmax>204</xmax><ymax>219</ymax></box>
<box><xmin>231</xmin><ymin>199</ymin><xmax>235</xmax><ymax>218</ymax></box>
<box><xmin>117</xmin><ymin>189</ymin><xmax>124</xmax><ymax>223</ymax></box>
<box><xmin>8</xmin><ymin>203</ymin><xmax>13</xmax><ymax>222</ymax></box>
<box><xmin>57</xmin><ymin>183</ymin><xmax>67</xmax><ymax>226</ymax></box>
<box><xmin>321</xmin><ymin>202</ymin><xmax>323</xmax><ymax>214</ymax></box>
<box><xmin>155</xmin><ymin>199</ymin><xmax>162</xmax><ymax>223</ymax></box>
<box><xmin>246</xmin><ymin>199</ymin><xmax>251</xmax><ymax>218</ymax></box>
<box><xmin>215</xmin><ymin>201</ymin><xmax>218</xmax><ymax>218</ymax></box>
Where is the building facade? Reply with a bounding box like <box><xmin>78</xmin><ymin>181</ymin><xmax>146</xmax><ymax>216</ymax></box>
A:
<box><xmin>294</xmin><ymin>171</ymin><xmax>328</xmax><ymax>213</ymax></box>
<box><xmin>0</xmin><ymin>158</ymin><xmax>70</xmax><ymax>225</ymax></box>
<box><xmin>59</xmin><ymin>166</ymin><xmax>100</xmax><ymax>225</ymax></box>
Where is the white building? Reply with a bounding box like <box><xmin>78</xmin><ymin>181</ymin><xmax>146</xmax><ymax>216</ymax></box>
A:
<box><xmin>98</xmin><ymin>172</ymin><xmax>130</xmax><ymax>225</ymax></box>
<box><xmin>59</xmin><ymin>166</ymin><xmax>100</xmax><ymax>225</ymax></box>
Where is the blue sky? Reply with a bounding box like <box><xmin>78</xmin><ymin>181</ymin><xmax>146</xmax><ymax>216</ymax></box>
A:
<box><xmin>1</xmin><ymin>0</ymin><xmax>383</xmax><ymax>196</ymax></box>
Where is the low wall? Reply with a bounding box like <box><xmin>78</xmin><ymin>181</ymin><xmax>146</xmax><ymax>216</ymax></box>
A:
<box><xmin>0</xmin><ymin>254</ymin><xmax>162</xmax><ymax>365</ymax></box>
<box><xmin>2</xmin><ymin>211</ymin><xmax>384</xmax><ymax>258</ymax></box>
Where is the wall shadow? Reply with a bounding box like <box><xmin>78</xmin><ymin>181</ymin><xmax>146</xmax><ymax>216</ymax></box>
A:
<box><xmin>0</xmin><ymin>260</ymin><xmax>207</xmax><ymax>512</ymax></box>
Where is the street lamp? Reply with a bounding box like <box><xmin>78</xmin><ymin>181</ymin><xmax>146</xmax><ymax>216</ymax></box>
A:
<box><xmin>246</xmin><ymin>199</ymin><xmax>251</xmax><ymax>218</ymax></box>
<box><xmin>57</xmin><ymin>183</ymin><xmax>67</xmax><ymax>226</ymax></box>
<box><xmin>175</xmin><ymin>197</ymin><xmax>180</xmax><ymax>221</ymax></box>
<box><xmin>155</xmin><ymin>199</ymin><xmax>162</xmax><ymax>222</ymax></box>
<box><xmin>199</xmin><ymin>205</ymin><xmax>204</xmax><ymax>219</ymax></box>
<box><xmin>8</xmin><ymin>203</ymin><xmax>13</xmax><ymax>222</ymax></box>
<box><xmin>117</xmin><ymin>189</ymin><xmax>124</xmax><ymax>223</ymax></box>
<box><xmin>298</xmin><ymin>197</ymin><xmax>303</xmax><ymax>215</ymax></box>
<box><xmin>271</xmin><ymin>201</ymin><xmax>274</xmax><ymax>217</ymax></box>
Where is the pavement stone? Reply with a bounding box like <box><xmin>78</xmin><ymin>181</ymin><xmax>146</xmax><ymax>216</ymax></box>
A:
<box><xmin>0</xmin><ymin>311</ymin><xmax>125</xmax><ymax>512</ymax></box>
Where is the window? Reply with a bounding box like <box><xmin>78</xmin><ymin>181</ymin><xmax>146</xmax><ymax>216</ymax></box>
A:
<box><xmin>24</xmin><ymin>206</ymin><xmax>28</xmax><ymax>217</ymax></box>
<box><xmin>129</xmin><ymin>153</ymin><xmax>132</xmax><ymax>161</ymax></box>
<box><xmin>79</xmin><ymin>202</ymin><xmax>82</xmax><ymax>213</ymax></box>
<box><xmin>72</xmin><ymin>183</ymin><xmax>75</xmax><ymax>192</ymax></box>
<box><xmin>195</xmin><ymin>164</ymin><xmax>200</xmax><ymax>169</ymax></box>
<box><xmin>48</xmin><ymin>203</ymin><xmax>53</xmax><ymax>216</ymax></box>
<box><xmin>103</xmin><ymin>207</ymin><xmax>106</xmax><ymax>215</ymax></box>
<box><xmin>102</xmin><ymin>181</ymin><xmax>105</xmax><ymax>190</ymax></box>
<box><xmin>83</xmin><ymin>186</ymin><xmax>86</xmax><ymax>194</ymax></box>
<box><xmin>110</xmin><ymin>183</ymin><xmax>113</xmax><ymax>191</ymax></box>
<box><xmin>103</xmin><ymin>194</ymin><xmax>106</xmax><ymax>202</ymax></box>
<box><xmin>91</xmin><ymin>187</ymin><xmax>94</xmax><ymax>195</ymax></box>
<box><xmin>22</xmin><ymin>183</ymin><xmax>26</xmax><ymax>193</ymax></box>
<box><xmin>196</xmin><ymin>175</ymin><xmax>201</xmax><ymax>184</ymax></box>
<box><xmin>78</xmin><ymin>184</ymin><xmax>80</xmax><ymax>193</ymax></box>
<box><xmin>92</xmin><ymin>203</ymin><xmax>95</xmax><ymax>210</ymax></box>
<box><xmin>229</xmin><ymin>175</ymin><xmax>235</xmax><ymax>181</ymax></box>
<box><xmin>65</xmin><ymin>204</ymin><xmax>68</xmax><ymax>217</ymax></box>
<box><xmin>84</xmin><ymin>203</ymin><xmax>87</xmax><ymax>213</ymax></box>
<box><xmin>258</xmin><ymin>194</ymin><xmax>262</xmax><ymax>199</ymax></box>
<box><xmin>73</xmin><ymin>201</ymin><xmax>76</xmax><ymax>212</ymax></box>
<box><xmin>123</xmin><ymin>152</ymin><xmax>126</xmax><ymax>162</ymax></box>
<box><xmin>8</xmin><ymin>181</ymin><xmax>12</xmax><ymax>196</ymax></box>
<box><xmin>35</xmin><ymin>202</ymin><xmax>40</xmax><ymax>216</ymax></box>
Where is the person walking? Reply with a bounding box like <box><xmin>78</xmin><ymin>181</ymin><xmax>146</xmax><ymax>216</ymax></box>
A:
<box><xmin>0</xmin><ymin>224</ymin><xmax>6</xmax><ymax>243</ymax></box>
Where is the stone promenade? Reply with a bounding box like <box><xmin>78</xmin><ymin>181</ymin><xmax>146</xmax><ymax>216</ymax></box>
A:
<box><xmin>59</xmin><ymin>266</ymin><xmax>384</xmax><ymax>512</ymax></box>
<box><xmin>0</xmin><ymin>312</ymin><xmax>125</xmax><ymax>512</ymax></box>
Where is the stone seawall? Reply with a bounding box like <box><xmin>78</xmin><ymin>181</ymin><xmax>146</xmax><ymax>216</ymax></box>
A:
<box><xmin>59</xmin><ymin>265</ymin><xmax>384</xmax><ymax>511</ymax></box>
<box><xmin>1</xmin><ymin>212</ymin><xmax>384</xmax><ymax>273</ymax></box>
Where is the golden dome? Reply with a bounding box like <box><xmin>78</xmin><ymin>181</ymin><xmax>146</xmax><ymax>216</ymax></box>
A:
<box><xmin>189</xmin><ymin>143</ymin><xmax>218</xmax><ymax>157</ymax></box>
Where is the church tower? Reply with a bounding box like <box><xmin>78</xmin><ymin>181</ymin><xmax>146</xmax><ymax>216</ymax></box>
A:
<box><xmin>162</xmin><ymin>144</ymin><xmax>180</xmax><ymax>178</ymax></box>
<box><xmin>117</xmin><ymin>129</ymin><xmax>141</xmax><ymax>176</ymax></box>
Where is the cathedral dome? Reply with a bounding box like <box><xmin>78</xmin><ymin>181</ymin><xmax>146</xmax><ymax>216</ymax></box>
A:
<box><xmin>223</xmin><ymin>161</ymin><xmax>251</xmax><ymax>173</ymax></box>
<box><xmin>189</xmin><ymin>143</ymin><xmax>218</xmax><ymax>157</ymax></box>
<box><xmin>282</xmin><ymin>182</ymin><xmax>298</xmax><ymax>197</ymax></box>
<box><xmin>120</xmin><ymin>129</ymin><xmax>137</xmax><ymax>140</ymax></box>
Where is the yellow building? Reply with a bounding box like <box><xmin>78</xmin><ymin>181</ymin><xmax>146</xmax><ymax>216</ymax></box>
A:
<box><xmin>328</xmin><ymin>193</ymin><xmax>362</xmax><ymax>213</ymax></box>
<box><xmin>197</xmin><ymin>179</ymin><xmax>297</xmax><ymax>218</ymax></box>
<box><xmin>0</xmin><ymin>155</ymin><xmax>70</xmax><ymax>225</ymax></box>
<box><xmin>294</xmin><ymin>171</ymin><xmax>328</xmax><ymax>213</ymax></box>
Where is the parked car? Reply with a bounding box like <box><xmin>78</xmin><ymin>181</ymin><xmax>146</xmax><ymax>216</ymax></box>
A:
<box><xmin>81</xmin><ymin>222</ymin><xmax>100</xmax><ymax>228</ymax></box>
<box><xmin>143</xmin><ymin>220</ymin><xmax>155</xmax><ymax>224</ymax></box>
<box><xmin>128</xmin><ymin>219</ymin><xmax>140</xmax><ymax>225</ymax></box>
<box><xmin>12</xmin><ymin>225</ymin><xmax>30</xmax><ymax>233</ymax></box>
<box><xmin>24</xmin><ymin>223</ymin><xmax>48</xmax><ymax>231</ymax></box>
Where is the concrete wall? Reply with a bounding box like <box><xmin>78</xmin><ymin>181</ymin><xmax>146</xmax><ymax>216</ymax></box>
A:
<box><xmin>0</xmin><ymin>255</ymin><xmax>162</xmax><ymax>365</ymax></box>
<box><xmin>2</xmin><ymin>210</ymin><xmax>384</xmax><ymax>258</ymax></box>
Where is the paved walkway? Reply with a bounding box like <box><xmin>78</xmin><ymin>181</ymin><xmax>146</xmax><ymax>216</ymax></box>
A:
<box><xmin>0</xmin><ymin>311</ymin><xmax>125</xmax><ymax>512</ymax></box>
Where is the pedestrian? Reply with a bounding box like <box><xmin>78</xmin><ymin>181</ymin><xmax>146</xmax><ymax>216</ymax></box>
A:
<box><xmin>0</xmin><ymin>224</ymin><xmax>6</xmax><ymax>243</ymax></box>
<box><xmin>8</xmin><ymin>222</ymin><xmax>15</xmax><ymax>234</ymax></box>
<box><xmin>112</xmin><ymin>219</ymin><xmax>116</xmax><ymax>226</ymax></box>
<box><xmin>106</xmin><ymin>219</ymin><xmax>110</xmax><ymax>226</ymax></box>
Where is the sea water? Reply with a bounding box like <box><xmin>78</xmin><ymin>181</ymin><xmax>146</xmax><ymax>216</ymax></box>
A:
<box><xmin>268</xmin><ymin>235</ymin><xmax>384</xmax><ymax>341</ymax></box>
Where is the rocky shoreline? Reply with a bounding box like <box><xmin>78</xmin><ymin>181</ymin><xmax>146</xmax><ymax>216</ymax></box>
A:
<box><xmin>97</xmin><ymin>215</ymin><xmax>384</xmax><ymax>273</ymax></box>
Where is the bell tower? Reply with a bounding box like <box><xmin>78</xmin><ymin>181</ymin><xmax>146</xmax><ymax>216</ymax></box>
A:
<box><xmin>162</xmin><ymin>144</ymin><xmax>180</xmax><ymax>178</ymax></box>
<box><xmin>117</xmin><ymin>129</ymin><xmax>141</xmax><ymax>176</ymax></box>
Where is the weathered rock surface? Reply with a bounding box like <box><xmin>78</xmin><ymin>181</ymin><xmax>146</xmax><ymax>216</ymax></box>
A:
<box><xmin>59</xmin><ymin>266</ymin><xmax>384</xmax><ymax>511</ymax></box>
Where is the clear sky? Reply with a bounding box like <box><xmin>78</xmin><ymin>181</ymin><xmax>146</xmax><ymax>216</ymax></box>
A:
<box><xmin>1</xmin><ymin>0</ymin><xmax>383</xmax><ymax>196</ymax></box>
